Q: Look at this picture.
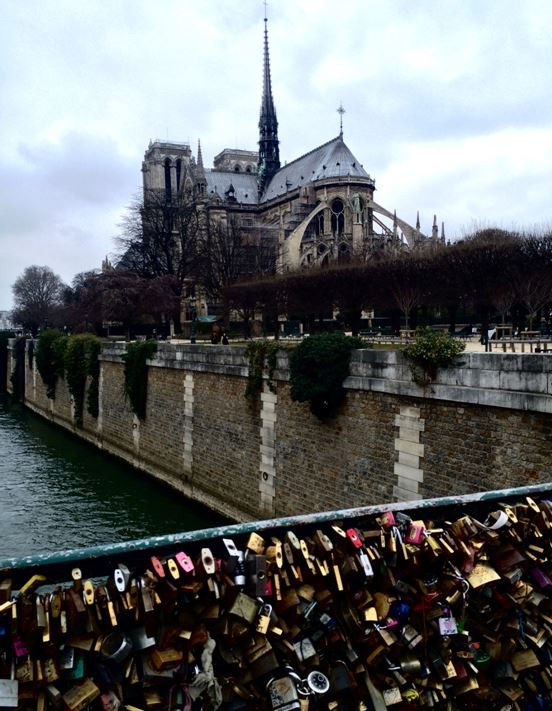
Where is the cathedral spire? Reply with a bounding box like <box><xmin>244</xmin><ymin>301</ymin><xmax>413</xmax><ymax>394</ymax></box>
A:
<box><xmin>195</xmin><ymin>139</ymin><xmax>206</xmax><ymax>196</ymax></box>
<box><xmin>258</xmin><ymin>12</ymin><xmax>280</xmax><ymax>196</ymax></box>
<box><xmin>197</xmin><ymin>139</ymin><xmax>204</xmax><ymax>171</ymax></box>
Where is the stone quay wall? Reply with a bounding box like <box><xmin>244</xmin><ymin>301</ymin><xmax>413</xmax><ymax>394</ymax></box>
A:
<box><xmin>8</xmin><ymin>341</ymin><xmax>552</xmax><ymax>522</ymax></box>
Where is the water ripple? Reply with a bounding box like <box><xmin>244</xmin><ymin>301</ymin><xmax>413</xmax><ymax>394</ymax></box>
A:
<box><xmin>0</xmin><ymin>396</ymin><xmax>225</xmax><ymax>558</ymax></box>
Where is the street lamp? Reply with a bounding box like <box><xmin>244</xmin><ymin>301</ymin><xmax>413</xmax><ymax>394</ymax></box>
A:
<box><xmin>189</xmin><ymin>297</ymin><xmax>197</xmax><ymax>344</ymax></box>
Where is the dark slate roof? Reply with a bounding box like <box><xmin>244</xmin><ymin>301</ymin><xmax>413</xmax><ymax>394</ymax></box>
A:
<box><xmin>205</xmin><ymin>170</ymin><xmax>258</xmax><ymax>205</ymax></box>
<box><xmin>261</xmin><ymin>135</ymin><xmax>371</xmax><ymax>203</ymax></box>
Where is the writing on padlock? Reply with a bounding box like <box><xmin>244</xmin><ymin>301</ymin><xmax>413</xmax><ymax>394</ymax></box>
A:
<box><xmin>438</xmin><ymin>613</ymin><xmax>458</xmax><ymax>636</ymax></box>
<box><xmin>256</xmin><ymin>603</ymin><xmax>272</xmax><ymax>634</ymax></box>
<box><xmin>358</xmin><ymin>550</ymin><xmax>374</xmax><ymax>578</ymax></box>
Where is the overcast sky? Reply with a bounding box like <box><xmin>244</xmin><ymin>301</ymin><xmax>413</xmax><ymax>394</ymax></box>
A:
<box><xmin>1</xmin><ymin>0</ymin><xmax>551</xmax><ymax>308</ymax></box>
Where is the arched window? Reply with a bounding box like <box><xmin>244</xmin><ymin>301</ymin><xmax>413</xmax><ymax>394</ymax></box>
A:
<box><xmin>175</xmin><ymin>158</ymin><xmax>182</xmax><ymax>192</ymax></box>
<box><xmin>338</xmin><ymin>243</ymin><xmax>350</xmax><ymax>263</ymax></box>
<box><xmin>234</xmin><ymin>164</ymin><xmax>241</xmax><ymax>172</ymax></box>
<box><xmin>245</xmin><ymin>165</ymin><xmax>252</xmax><ymax>173</ymax></box>
<box><xmin>331</xmin><ymin>198</ymin><xmax>344</xmax><ymax>236</ymax></box>
<box><xmin>164</xmin><ymin>157</ymin><xmax>172</xmax><ymax>202</ymax></box>
<box><xmin>315</xmin><ymin>212</ymin><xmax>324</xmax><ymax>236</ymax></box>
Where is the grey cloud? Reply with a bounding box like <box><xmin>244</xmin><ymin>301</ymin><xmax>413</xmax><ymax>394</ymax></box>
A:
<box><xmin>17</xmin><ymin>133</ymin><xmax>137</xmax><ymax>205</ymax></box>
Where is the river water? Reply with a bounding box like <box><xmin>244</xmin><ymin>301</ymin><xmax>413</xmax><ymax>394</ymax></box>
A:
<box><xmin>0</xmin><ymin>395</ymin><xmax>226</xmax><ymax>559</ymax></box>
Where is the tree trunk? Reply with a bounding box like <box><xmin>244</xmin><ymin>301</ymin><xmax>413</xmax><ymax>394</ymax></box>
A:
<box><xmin>448</xmin><ymin>304</ymin><xmax>457</xmax><ymax>333</ymax></box>
<box><xmin>480</xmin><ymin>304</ymin><xmax>490</xmax><ymax>351</ymax></box>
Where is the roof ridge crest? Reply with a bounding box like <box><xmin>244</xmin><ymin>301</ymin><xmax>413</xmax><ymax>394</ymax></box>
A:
<box><xmin>277</xmin><ymin>135</ymin><xmax>342</xmax><ymax>171</ymax></box>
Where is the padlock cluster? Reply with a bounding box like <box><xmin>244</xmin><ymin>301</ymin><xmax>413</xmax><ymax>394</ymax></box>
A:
<box><xmin>0</xmin><ymin>496</ymin><xmax>551</xmax><ymax>710</ymax></box>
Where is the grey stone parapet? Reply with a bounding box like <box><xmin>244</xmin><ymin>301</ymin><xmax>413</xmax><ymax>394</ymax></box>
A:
<box><xmin>347</xmin><ymin>350</ymin><xmax>552</xmax><ymax>413</ymax></box>
<box><xmin>100</xmin><ymin>343</ymin><xmax>552</xmax><ymax>414</ymax></box>
<box><xmin>101</xmin><ymin>342</ymin><xmax>250</xmax><ymax>376</ymax></box>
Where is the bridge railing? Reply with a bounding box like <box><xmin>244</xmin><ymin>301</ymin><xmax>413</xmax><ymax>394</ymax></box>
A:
<box><xmin>2</xmin><ymin>481</ymin><xmax>551</xmax><ymax>584</ymax></box>
<box><xmin>1</xmin><ymin>482</ymin><xmax>551</xmax><ymax>708</ymax></box>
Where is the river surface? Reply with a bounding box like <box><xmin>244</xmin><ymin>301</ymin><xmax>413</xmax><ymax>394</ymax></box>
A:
<box><xmin>0</xmin><ymin>395</ymin><xmax>226</xmax><ymax>559</ymax></box>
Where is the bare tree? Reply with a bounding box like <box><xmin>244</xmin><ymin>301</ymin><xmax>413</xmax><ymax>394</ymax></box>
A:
<box><xmin>12</xmin><ymin>265</ymin><xmax>66</xmax><ymax>335</ymax></box>
<box><xmin>200</xmin><ymin>217</ymin><xmax>277</xmax><ymax>319</ymax></box>
<box><xmin>117</xmin><ymin>190</ymin><xmax>201</xmax><ymax>292</ymax></box>
<box><xmin>515</xmin><ymin>234</ymin><xmax>552</xmax><ymax>330</ymax></box>
<box><xmin>118</xmin><ymin>193</ymin><xmax>277</xmax><ymax>328</ymax></box>
<box><xmin>491</xmin><ymin>286</ymin><xmax>517</xmax><ymax>327</ymax></box>
<box><xmin>386</xmin><ymin>256</ymin><xmax>427</xmax><ymax>331</ymax></box>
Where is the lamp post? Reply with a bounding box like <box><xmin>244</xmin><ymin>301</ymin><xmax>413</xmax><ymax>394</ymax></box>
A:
<box><xmin>189</xmin><ymin>297</ymin><xmax>197</xmax><ymax>344</ymax></box>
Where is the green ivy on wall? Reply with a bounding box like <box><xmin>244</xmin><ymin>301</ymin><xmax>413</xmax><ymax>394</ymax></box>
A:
<box><xmin>27</xmin><ymin>339</ymin><xmax>34</xmax><ymax>370</ymax></box>
<box><xmin>9</xmin><ymin>336</ymin><xmax>25</xmax><ymax>402</ymax></box>
<box><xmin>35</xmin><ymin>330</ymin><xmax>68</xmax><ymax>399</ymax></box>
<box><xmin>85</xmin><ymin>338</ymin><xmax>101</xmax><ymax>419</ymax></box>
<box><xmin>289</xmin><ymin>332</ymin><xmax>363</xmax><ymax>420</ymax></box>
<box><xmin>63</xmin><ymin>334</ymin><xmax>102</xmax><ymax>426</ymax></box>
<box><xmin>245</xmin><ymin>340</ymin><xmax>279</xmax><ymax>401</ymax></box>
<box><xmin>122</xmin><ymin>340</ymin><xmax>158</xmax><ymax>420</ymax></box>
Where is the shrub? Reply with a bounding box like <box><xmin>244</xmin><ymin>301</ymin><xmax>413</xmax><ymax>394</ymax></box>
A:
<box><xmin>403</xmin><ymin>327</ymin><xmax>465</xmax><ymax>385</ymax></box>
<box><xmin>35</xmin><ymin>329</ymin><xmax>68</xmax><ymax>399</ymax></box>
<box><xmin>289</xmin><ymin>332</ymin><xmax>363</xmax><ymax>420</ymax></box>
<box><xmin>122</xmin><ymin>340</ymin><xmax>158</xmax><ymax>420</ymax></box>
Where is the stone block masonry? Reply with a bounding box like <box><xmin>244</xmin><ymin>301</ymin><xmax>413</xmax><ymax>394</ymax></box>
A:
<box><xmin>393</xmin><ymin>405</ymin><xmax>425</xmax><ymax>501</ymax></box>
<box><xmin>8</xmin><ymin>341</ymin><xmax>552</xmax><ymax>522</ymax></box>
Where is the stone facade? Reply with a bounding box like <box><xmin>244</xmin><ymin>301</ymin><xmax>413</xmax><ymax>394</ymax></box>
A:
<box><xmin>9</xmin><ymin>341</ymin><xmax>552</xmax><ymax>522</ymax></box>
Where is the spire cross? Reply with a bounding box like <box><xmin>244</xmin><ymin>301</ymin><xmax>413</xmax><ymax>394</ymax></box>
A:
<box><xmin>263</xmin><ymin>0</ymin><xmax>268</xmax><ymax>21</ymax></box>
<box><xmin>337</xmin><ymin>102</ymin><xmax>346</xmax><ymax>136</ymax></box>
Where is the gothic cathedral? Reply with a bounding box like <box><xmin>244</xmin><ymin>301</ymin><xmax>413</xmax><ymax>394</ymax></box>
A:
<box><xmin>141</xmin><ymin>16</ymin><xmax>444</xmax><ymax>279</ymax></box>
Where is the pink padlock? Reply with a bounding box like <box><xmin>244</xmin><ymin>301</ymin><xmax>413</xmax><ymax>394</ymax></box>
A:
<box><xmin>150</xmin><ymin>555</ymin><xmax>165</xmax><ymax>578</ymax></box>
<box><xmin>346</xmin><ymin>528</ymin><xmax>363</xmax><ymax>548</ymax></box>
<box><xmin>405</xmin><ymin>520</ymin><xmax>426</xmax><ymax>545</ymax></box>
<box><xmin>175</xmin><ymin>551</ymin><xmax>194</xmax><ymax>574</ymax></box>
<box><xmin>377</xmin><ymin>511</ymin><xmax>396</xmax><ymax>528</ymax></box>
<box><xmin>13</xmin><ymin>635</ymin><xmax>29</xmax><ymax>658</ymax></box>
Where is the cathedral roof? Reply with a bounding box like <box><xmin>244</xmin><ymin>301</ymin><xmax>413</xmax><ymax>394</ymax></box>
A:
<box><xmin>261</xmin><ymin>135</ymin><xmax>371</xmax><ymax>203</ymax></box>
<box><xmin>205</xmin><ymin>170</ymin><xmax>258</xmax><ymax>204</ymax></box>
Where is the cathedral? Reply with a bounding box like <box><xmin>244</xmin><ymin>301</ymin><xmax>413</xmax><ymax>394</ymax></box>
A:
<box><xmin>141</xmin><ymin>16</ymin><xmax>444</xmax><ymax>281</ymax></box>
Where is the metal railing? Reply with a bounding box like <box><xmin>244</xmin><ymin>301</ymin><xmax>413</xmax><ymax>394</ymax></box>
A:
<box><xmin>2</xmin><ymin>481</ymin><xmax>551</xmax><ymax>586</ymax></box>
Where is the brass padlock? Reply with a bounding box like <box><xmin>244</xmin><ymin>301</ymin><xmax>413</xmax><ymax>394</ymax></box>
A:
<box><xmin>256</xmin><ymin>603</ymin><xmax>272</xmax><ymax>634</ymax></box>
<box><xmin>247</xmin><ymin>532</ymin><xmax>265</xmax><ymax>554</ymax></box>
<box><xmin>227</xmin><ymin>590</ymin><xmax>260</xmax><ymax>625</ymax></box>
<box><xmin>62</xmin><ymin>678</ymin><xmax>100</xmax><ymax>711</ymax></box>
